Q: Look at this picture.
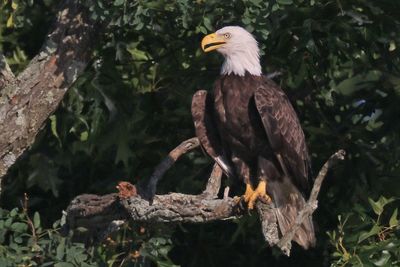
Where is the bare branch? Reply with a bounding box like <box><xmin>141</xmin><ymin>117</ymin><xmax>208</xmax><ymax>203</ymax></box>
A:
<box><xmin>257</xmin><ymin>202</ymin><xmax>280</xmax><ymax>247</ymax></box>
<box><xmin>0</xmin><ymin>0</ymin><xmax>103</xmax><ymax>193</ymax></box>
<box><xmin>122</xmin><ymin>193</ymin><xmax>237</xmax><ymax>222</ymax></box>
<box><xmin>65</xmin><ymin>191</ymin><xmax>239</xmax><ymax>243</ymax></box>
<box><xmin>65</xmin><ymin>137</ymin><xmax>345</xmax><ymax>255</ymax></box>
<box><xmin>277</xmin><ymin>149</ymin><xmax>346</xmax><ymax>255</ymax></box>
<box><xmin>138</xmin><ymin>137</ymin><xmax>200</xmax><ymax>200</ymax></box>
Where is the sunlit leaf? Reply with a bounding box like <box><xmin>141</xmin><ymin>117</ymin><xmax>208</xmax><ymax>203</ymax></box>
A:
<box><xmin>389</xmin><ymin>208</ymin><xmax>398</xmax><ymax>228</ymax></box>
<box><xmin>6</xmin><ymin>14</ymin><xmax>13</xmax><ymax>28</ymax></box>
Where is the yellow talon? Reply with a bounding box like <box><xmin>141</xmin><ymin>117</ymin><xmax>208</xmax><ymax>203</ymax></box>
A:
<box><xmin>243</xmin><ymin>183</ymin><xmax>254</xmax><ymax>203</ymax></box>
<box><xmin>247</xmin><ymin>181</ymin><xmax>272</xmax><ymax>210</ymax></box>
<box><xmin>235</xmin><ymin>181</ymin><xmax>272</xmax><ymax>210</ymax></box>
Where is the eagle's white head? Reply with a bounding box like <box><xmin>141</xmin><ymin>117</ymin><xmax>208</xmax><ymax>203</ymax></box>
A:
<box><xmin>201</xmin><ymin>26</ymin><xmax>262</xmax><ymax>77</ymax></box>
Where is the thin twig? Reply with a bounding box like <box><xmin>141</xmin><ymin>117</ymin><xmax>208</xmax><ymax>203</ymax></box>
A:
<box><xmin>277</xmin><ymin>149</ymin><xmax>346</xmax><ymax>255</ymax></box>
<box><xmin>266</xmin><ymin>71</ymin><xmax>282</xmax><ymax>80</ymax></box>
<box><xmin>21</xmin><ymin>193</ymin><xmax>38</xmax><ymax>245</ymax></box>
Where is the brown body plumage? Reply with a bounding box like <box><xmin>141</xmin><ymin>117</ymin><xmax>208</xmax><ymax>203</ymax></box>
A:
<box><xmin>192</xmin><ymin>73</ymin><xmax>315</xmax><ymax>249</ymax></box>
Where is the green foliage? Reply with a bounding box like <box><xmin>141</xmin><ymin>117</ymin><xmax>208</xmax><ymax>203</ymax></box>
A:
<box><xmin>0</xmin><ymin>0</ymin><xmax>55</xmax><ymax>72</ymax></box>
<box><xmin>0</xmin><ymin>206</ymin><xmax>177</xmax><ymax>266</ymax></box>
<box><xmin>328</xmin><ymin>197</ymin><xmax>400</xmax><ymax>266</ymax></box>
<box><xmin>0</xmin><ymin>207</ymin><xmax>97</xmax><ymax>266</ymax></box>
<box><xmin>1</xmin><ymin>0</ymin><xmax>400</xmax><ymax>266</ymax></box>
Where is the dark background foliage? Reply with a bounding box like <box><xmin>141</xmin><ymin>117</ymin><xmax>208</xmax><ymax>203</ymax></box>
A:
<box><xmin>0</xmin><ymin>0</ymin><xmax>399</xmax><ymax>266</ymax></box>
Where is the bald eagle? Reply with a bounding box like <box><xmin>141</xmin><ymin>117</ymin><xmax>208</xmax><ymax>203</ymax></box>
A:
<box><xmin>192</xmin><ymin>26</ymin><xmax>316</xmax><ymax>249</ymax></box>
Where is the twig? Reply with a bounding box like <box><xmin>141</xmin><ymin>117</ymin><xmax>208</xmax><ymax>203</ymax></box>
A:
<box><xmin>20</xmin><ymin>193</ymin><xmax>38</xmax><ymax>245</ymax></box>
<box><xmin>277</xmin><ymin>149</ymin><xmax>346</xmax><ymax>255</ymax></box>
<box><xmin>266</xmin><ymin>71</ymin><xmax>282</xmax><ymax>80</ymax></box>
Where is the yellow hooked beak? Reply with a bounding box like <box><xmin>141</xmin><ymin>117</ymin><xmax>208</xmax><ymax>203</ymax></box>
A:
<box><xmin>201</xmin><ymin>33</ymin><xmax>226</xmax><ymax>52</ymax></box>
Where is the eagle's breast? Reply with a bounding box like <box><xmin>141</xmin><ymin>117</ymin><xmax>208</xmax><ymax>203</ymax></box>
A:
<box><xmin>213</xmin><ymin>73</ymin><xmax>270</xmax><ymax>159</ymax></box>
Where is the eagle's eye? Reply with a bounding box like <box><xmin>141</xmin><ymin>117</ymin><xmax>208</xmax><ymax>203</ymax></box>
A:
<box><xmin>223</xmin><ymin>33</ymin><xmax>231</xmax><ymax>39</ymax></box>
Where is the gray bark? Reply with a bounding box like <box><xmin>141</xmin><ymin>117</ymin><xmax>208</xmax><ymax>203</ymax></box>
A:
<box><xmin>0</xmin><ymin>0</ymin><xmax>101</xmax><ymax>194</ymax></box>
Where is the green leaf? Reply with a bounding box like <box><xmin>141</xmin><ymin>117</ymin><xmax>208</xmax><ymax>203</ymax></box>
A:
<box><xmin>277</xmin><ymin>0</ymin><xmax>293</xmax><ymax>5</ymax></box>
<box><xmin>389</xmin><ymin>208</ymin><xmax>398</xmax><ymax>227</ymax></box>
<box><xmin>80</xmin><ymin>131</ymin><xmax>88</xmax><ymax>141</ymax></box>
<box><xmin>203</xmin><ymin>17</ymin><xmax>213</xmax><ymax>31</ymax></box>
<box><xmin>10</xmin><ymin>208</ymin><xmax>18</xmax><ymax>217</ymax></box>
<box><xmin>11</xmin><ymin>222</ymin><xmax>28</xmax><ymax>233</ymax></box>
<box><xmin>33</xmin><ymin>212</ymin><xmax>40</xmax><ymax>229</ymax></box>
<box><xmin>54</xmin><ymin>263</ymin><xmax>74</xmax><ymax>267</ymax></box>
<box><xmin>113</xmin><ymin>0</ymin><xmax>124</xmax><ymax>6</ymax></box>
<box><xmin>358</xmin><ymin>225</ymin><xmax>381</xmax><ymax>243</ymax></box>
<box><xmin>49</xmin><ymin>115</ymin><xmax>62</xmax><ymax>146</ymax></box>
<box><xmin>6</xmin><ymin>14</ymin><xmax>13</xmax><ymax>28</ymax></box>
<box><xmin>368</xmin><ymin>197</ymin><xmax>384</xmax><ymax>215</ymax></box>
<box><xmin>368</xmin><ymin>196</ymin><xmax>395</xmax><ymax>216</ymax></box>
<box><xmin>334</xmin><ymin>70</ymin><xmax>382</xmax><ymax>96</ymax></box>
<box><xmin>56</xmin><ymin>239</ymin><xmax>66</xmax><ymax>260</ymax></box>
<box><xmin>372</xmin><ymin>250</ymin><xmax>391</xmax><ymax>266</ymax></box>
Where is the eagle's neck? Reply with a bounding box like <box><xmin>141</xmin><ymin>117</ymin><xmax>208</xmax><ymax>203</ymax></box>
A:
<box><xmin>221</xmin><ymin>51</ymin><xmax>262</xmax><ymax>77</ymax></box>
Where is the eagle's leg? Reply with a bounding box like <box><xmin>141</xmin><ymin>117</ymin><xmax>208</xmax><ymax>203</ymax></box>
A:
<box><xmin>247</xmin><ymin>157</ymin><xmax>274</xmax><ymax>210</ymax></box>
<box><xmin>231</xmin><ymin>156</ymin><xmax>254</xmax><ymax>204</ymax></box>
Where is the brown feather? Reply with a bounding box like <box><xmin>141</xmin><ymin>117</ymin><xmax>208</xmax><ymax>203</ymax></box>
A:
<box><xmin>254</xmin><ymin>78</ymin><xmax>311</xmax><ymax>192</ymax></box>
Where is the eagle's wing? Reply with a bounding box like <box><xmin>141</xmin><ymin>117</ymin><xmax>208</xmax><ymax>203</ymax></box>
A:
<box><xmin>191</xmin><ymin>90</ymin><xmax>235</xmax><ymax>178</ymax></box>
<box><xmin>255</xmin><ymin>79</ymin><xmax>315</xmax><ymax>249</ymax></box>
<box><xmin>254</xmin><ymin>79</ymin><xmax>311</xmax><ymax>192</ymax></box>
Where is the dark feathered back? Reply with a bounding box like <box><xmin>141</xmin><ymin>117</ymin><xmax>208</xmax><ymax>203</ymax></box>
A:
<box><xmin>254</xmin><ymin>78</ymin><xmax>311</xmax><ymax>193</ymax></box>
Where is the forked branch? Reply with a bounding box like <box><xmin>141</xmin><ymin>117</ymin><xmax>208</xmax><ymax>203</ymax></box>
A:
<box><xmin>65</xmin><ymin>138</ymin><xmax>345</xmax><ymax>255</ymax></box>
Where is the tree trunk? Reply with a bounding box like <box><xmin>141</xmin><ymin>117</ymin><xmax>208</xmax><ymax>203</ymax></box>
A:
<box><xmin>0</xmin><ymin>0</ymin><xmax>102</xmax><ymax>194</ymax></box>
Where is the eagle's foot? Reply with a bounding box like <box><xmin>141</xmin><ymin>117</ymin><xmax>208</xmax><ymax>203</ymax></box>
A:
<box><xmin>247</xmin><ymin>181</ymin><xmax>272</xmax><ymax>210</ymax></box>
<box><xmin>243</xmin><ymin>183</ymin><xmax>255</xmax><ymax>203</ymax></box>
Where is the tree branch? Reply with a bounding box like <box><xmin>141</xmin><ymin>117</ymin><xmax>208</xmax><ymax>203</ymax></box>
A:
<box><xmin>276</xmin><ymin>149</ymin><xmax>346</xmax><ymax>255</ymax></box>
<box><xmin>65</xmin><ymin>138</ymin><xmax>345</xmax><ymax>255</ymax></box>
<box><xmin>0</xmin><ymin>0</ymin><xmax>103</xmax><ymax>194</ymax></box>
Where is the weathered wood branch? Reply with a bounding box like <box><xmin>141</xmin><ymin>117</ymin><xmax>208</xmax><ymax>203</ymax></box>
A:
<box><xmin>65</xmin><ymin>138</ymin><xmax>345</xmax><ymax>255</ymax></box>
<box><xmin>277</xmin><ymin>149</ymin><xmax>346</xmax><ymax>255</ymax></box>
<box><xmin>0</xmin><ymin>0</ymin><xmax>102</xmax><ymax>193</ymax></box>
